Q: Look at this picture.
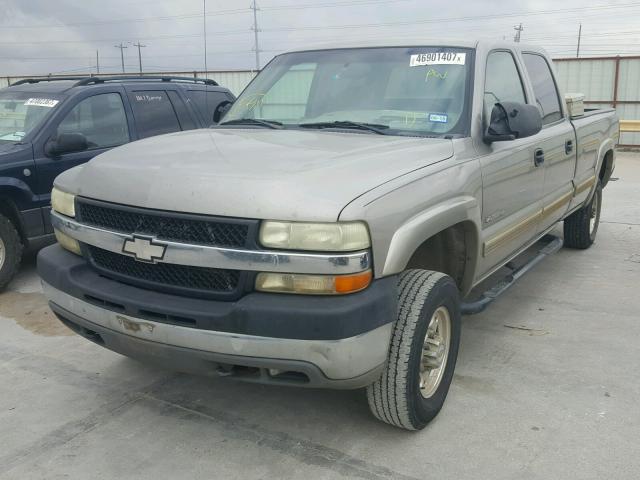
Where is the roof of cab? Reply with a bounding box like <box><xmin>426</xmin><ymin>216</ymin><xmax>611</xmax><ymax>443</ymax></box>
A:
<box><xmin>281</xmin><ymin>38</ymin><xmax>547</xmax><ymax>56</ymax></box>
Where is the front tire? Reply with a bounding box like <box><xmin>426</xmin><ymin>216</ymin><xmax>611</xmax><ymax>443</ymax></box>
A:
<box><xmin>0</xmin><ymin>213</ymin><xmax>23</xmax><ymax>292</ymax></box>
<box><xmin>564</xmin><ymin>181</ymin><xmax>602</xmax><ymax>249</ymax></box>
<box><xmin>367</xmin><ymin>270</ymin><xmax>461</xmax><ymax>430</ymax></box>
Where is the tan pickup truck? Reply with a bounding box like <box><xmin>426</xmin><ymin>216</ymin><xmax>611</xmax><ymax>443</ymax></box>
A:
<box><xmin>39</xmin><ymin>40</ymin><xmax>618</xmax><ymax>430</ymax></box>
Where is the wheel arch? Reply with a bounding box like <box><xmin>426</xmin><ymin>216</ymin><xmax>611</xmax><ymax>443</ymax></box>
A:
<box><xmin>381</xmin><ymin>196</ymin><xmax>481</xmax><ymax>296</ymax></box>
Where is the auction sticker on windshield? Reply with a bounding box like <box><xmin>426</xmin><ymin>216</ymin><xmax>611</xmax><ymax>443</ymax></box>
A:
<box><xmin>24</xmin><ymin>98</ymin><xmax>59</xmax><ymax>108</ymax></box>
<box><xmin>410</xmin><ymin>52</ymin><xmax>466</xmax><ymax>66</ymax></box>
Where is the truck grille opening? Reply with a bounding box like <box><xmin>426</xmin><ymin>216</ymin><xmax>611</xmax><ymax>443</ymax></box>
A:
<box><xmin>76</xmin><ymin>199</ymin><xmax>253</xmax><ymax>248</ymax></box>
<box><xmin>87</xmin><ymin>245</ymin><xmax>241</xmax><ymax>298</ymax></box>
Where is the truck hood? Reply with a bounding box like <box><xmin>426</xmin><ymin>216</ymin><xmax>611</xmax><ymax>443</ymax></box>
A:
<box><xmin>58</xmin><ymin>128</ymin><xmax>453</xmax><ymax>221</ymax></box>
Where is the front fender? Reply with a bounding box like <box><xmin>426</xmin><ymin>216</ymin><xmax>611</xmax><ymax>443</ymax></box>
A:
<box><xmin>382</xmin><ymin>196</ymin><xmax>481</xmax><ymax>278</ymax></box>
<box><xmin>0</xmin><ymin>177</ymin><xmax>37</xmax><ymax>210</ymax></box>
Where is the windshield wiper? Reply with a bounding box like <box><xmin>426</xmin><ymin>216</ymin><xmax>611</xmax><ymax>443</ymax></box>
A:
<box><xmin>219</xmin><ymin>118</ymin><xmax>283</xmax><ymax>129</ymax></box>
<box><xmin>298</xmin><ymin>121</ymin><xmax>390</xmax><ymax>135</ymax></box>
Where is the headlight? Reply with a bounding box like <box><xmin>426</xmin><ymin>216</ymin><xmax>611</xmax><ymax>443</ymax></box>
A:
<box><xmin>54</xmin><ymin>229</ymin><xmax>81</xmax><ymax>255</ymax></box>
<box><xmin>259</xmin><ymin>221</ymin><xmax>370</xmax><ymax>251</ymax></box>
<box><xmin>51</xmin><ymin>187</ymin><xmax>76</xmax><ymax>217</ymax></box>
<box><xmin>256</xmin><ymin>270</ymin><xmax>372</xmax><ymax>295</ymax></box>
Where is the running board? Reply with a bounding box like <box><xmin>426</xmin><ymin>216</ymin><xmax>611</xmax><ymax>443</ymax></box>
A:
<box><xmin>460</xmin><ymin>235</ymin><xmax>564</xmax><ymax>315</ymax></box>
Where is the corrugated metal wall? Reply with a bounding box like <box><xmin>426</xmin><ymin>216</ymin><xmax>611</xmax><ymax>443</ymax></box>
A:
<box><xmin>554</xmin><ymin>57</ymin><xmax>640</xmax><ymax>146</ymax></box>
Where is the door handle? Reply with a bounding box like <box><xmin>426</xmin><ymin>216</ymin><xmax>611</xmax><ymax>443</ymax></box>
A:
<box><xmin>565</xmin><ymin>139</ymin><xmax>574</xmax><ymax>154</ymax></box>
<box><xmin>534</xmin><ymin>148</ymin><xmax>545</xmax><ymax>167</ymax></box>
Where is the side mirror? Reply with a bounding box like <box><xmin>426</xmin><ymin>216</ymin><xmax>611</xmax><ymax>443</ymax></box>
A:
<box><xmin>483</xmin><ymin>102</ymin><xmax>542</xmax><ymax>143</ymax></box>
<box><xmin>213</xmin><ymin>100</ymin><xmax>233</xmax><ymax>124</ymax></box>
<box><xmin>45</xmin><ymin>133</ymin><xmax>88</xmax><ymax>156</ymax></box>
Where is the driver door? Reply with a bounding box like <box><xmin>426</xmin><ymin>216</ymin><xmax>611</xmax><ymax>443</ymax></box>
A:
<box><xmin>34</xmin><ymin>91</ymin><xmax>131</xmax><ymax>231</ymax></box>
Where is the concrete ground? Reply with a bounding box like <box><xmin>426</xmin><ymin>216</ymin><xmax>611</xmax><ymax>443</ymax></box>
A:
<box><xmin>1</xmin><ymin>153</ymin><xmax>639</xmax><ymax>480</ymax></box>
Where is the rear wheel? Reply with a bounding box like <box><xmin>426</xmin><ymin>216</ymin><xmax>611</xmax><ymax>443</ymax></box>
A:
<box><xmin>0</xmin><ymin>213</ymin><xmax>23</xmax><ymax>291</ymax></box>
<box><xmin>564</xmin><ymin>181</ymin><xmax>602</xmax><ymax>249</ymax></box>
<box><xmin>366</xmin><ymin>270</ymin><xmax>461</xmax><ymax>430</ymax></box>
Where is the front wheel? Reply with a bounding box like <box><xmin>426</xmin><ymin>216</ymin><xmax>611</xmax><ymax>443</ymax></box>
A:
<box><xmin>564</xmin><ymin>181</ymin><xmax>602</xmax><ymax>249</ymax></box>
<box><xmin>0</xmin><ymin>213</ymin><xmax>23</xmax><ymax>291</ymax></box>
<box><xmin>367</xmin><ymin>270</ymin><xmax>461</xmax><ymax>430</ymax></box>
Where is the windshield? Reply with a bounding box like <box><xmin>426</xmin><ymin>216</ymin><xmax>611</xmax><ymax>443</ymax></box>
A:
<box><xmin>225</xmin><ymin>47</ymin><xmax>474</xmax><ymax>137</ymax></box>
<box><xmin>0</xmin><ymin>91</ymin><xmax>62</xmax><ymax>143</ymax></box>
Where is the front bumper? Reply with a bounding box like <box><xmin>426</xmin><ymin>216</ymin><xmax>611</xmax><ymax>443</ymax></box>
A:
<box><xmin>38</xmin><ymin>245</ymin><xmax>397</xmax><ymax>388</ymax></box>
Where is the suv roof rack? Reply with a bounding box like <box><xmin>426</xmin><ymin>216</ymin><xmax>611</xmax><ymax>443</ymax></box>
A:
<box><xmin>11</xmin><ymin>75</ymin><xmax>218</xmax><ymax>88</ymax></box>
<box><xmin>11</xmin><ymin>77</ymin><xmax>91</xmax><ymax>86</ymax></box>
<box><xmin>74</xmin><ymin>76</ymin><xmax>218</xmax><ymax>87</ymax></box>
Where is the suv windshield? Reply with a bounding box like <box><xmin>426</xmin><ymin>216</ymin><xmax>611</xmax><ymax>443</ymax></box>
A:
<box><xmin>0</xmin><ymin>91</ymin><xmax>62</xmax><ymax>143</ymax></box>
<box><xmin>224</xmin><ymin>47</ymin><xmax>474</xmax><ymax>137</ymax></box>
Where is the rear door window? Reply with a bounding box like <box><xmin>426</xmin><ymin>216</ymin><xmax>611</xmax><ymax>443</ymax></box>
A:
<box><xmin>522</xmin><ymin>53</ymin><xmax>563</xmax><ymax>125</ymax></box>
<box><xmin>167</xmin><ymin>90</ymin><xmax>197</xmax><ymax>130</ymax></box>
<box><xmin>128</xmin><ymin>90</ymin><xmax>181</xmax><ymax>139</ymax></box>
<box><xmin>188</xmin><ymin>90</ymin><xmax>233</xmax><ymax>124</ymax></box>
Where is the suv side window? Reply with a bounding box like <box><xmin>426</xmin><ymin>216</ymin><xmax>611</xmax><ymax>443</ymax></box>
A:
<box><xmin>484</xmin><ymin>51</ymin><xmax>526</xmax><ymax>118</ymax></box>
<box><xmin>188</xmin><ymin>90</ymin><xmax>232</xmax><ymax>124</ymax></box>
<box><xmin>57</xmin><ymin>93</ymin><xmax>129</xmax><ymax>149</ymax></box>
<box><xmin>128</xmin><ymin>90</ymin><xmax>181</xmax><ymax>139</ymax></box>
<box><xmin>522</xmin><ymin>53</ymin><xmax>563</xmax><ymax>125</ymax></box>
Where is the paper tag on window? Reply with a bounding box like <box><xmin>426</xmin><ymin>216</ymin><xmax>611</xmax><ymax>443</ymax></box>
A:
<box><xmin>410</xmin><ymin>52</ymin><xmax>466</xmax><ymax>67</ymax></box>
<box><xmin>24</xmin><ymin>98</ymin><xmax>59</xmax><ymax>108</ymax></box>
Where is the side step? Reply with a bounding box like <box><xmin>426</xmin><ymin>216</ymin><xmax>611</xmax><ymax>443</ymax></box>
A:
<box><xmin>460</xmin><ymin>235</ymin><xmax>564</xmax><ymax>315</ymax></box>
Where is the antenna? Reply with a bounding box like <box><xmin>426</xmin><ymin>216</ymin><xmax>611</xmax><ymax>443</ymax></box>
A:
<box><xmin>251</xmin><ymin>0</ymin><xmax>261</xmax><ymax>70</ymax></box>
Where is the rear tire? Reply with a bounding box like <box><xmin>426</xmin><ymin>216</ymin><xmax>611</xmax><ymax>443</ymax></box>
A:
<box><xmin>0</xmin><ymin>213</ymin><xmax>23</xmax><ymax>292</ymax></box>
<box><xmin>366</xmin><ymin>270</ymin><xmax>461</xmax><ymax>430</ymax></box>
<box><xmin>564</xmin><ymin>181</ymin><xmax>602</xmax><ymax>249</ymax></box>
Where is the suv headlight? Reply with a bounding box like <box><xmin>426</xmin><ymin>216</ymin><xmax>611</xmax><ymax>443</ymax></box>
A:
<box><xmin>51</xmin><ymin>187</ymin><xmax>76</xmax><ymax>218</ymax></box>
<box><xmin>259</xmin><ymin>221</ymin><xmax>370</xmax><ymax>251</ymax></box>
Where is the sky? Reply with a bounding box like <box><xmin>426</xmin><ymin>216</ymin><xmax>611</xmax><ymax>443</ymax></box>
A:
<box><xmin>1</xmin><ymin>0</ymin><xmax>639</xmax><ymax>76</ymax></box>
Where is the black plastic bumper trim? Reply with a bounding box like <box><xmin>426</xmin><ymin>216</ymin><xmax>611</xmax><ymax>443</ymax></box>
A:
<box><xmin>38</xmin><ymin>244</ymin><xmax>397</xmax><ymax>341</ymax></box>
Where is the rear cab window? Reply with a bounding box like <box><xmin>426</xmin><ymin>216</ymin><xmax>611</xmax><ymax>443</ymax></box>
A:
<box><xmin>521</xmin><ymin>53</ymin><xmax>563</xmax><ymax>125</ymax></box>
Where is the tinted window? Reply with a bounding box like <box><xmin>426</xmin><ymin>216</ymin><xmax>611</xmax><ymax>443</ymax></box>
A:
<box><xmin>167</xmin><ymin>91</ymin><xmax>197</xmax><ymax>130</ymax></box>
<box><xmin>522</xmin><ymin>53</ymin><xmax>563</xmax><ymax>124</ymax></box>
<box><xmin>57</xmin><ymin>93</ymin><xmax>129</xmax><ymax>149</ymax></box>
<box><xmin>129</xmin><ymin>91</ymin><xmax>181</xmax><ymax>139</ymax></box>
<box><xmin>188</xmin><ymin>90</ymin><xmax>232</xmax><ymax>123</ymax></box>
<box><xmin>484</xmin><ymin>51</ymin><xmax>526</xmax><ymax>118</ymax></box>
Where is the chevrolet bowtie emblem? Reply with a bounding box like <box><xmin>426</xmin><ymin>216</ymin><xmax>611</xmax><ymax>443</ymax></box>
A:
<box><xmin>122</xmin><ymin>235</ymin><xmax>167</xmax><ymax>263</ymax></box>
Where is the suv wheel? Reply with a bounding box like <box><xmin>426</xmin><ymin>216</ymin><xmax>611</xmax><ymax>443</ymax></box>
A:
<box><xmin>366</xmin><ymin>270</ymin><xmax>461</xmax><ymax>430</ymax></box>
<box><xmin>0</xmin><ymin>214</ymin><xmax>23</xmax><ymax>292</ymax></box>
<box><xmin>564</xmin><ymin>181</ymin><xmax>602</xmax><ymax>249</ymax></box>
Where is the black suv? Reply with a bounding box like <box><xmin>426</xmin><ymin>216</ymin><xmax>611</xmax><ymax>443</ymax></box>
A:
<box><xmin>0</xmin><ymin>75</ymin><xmax>235</xmax><ymax>289</ymax></box>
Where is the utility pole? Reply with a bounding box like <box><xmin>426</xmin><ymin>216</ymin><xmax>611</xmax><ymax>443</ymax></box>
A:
<box><xmin>203</xmin><ymin>0</ymin><xmax>208</xmax><ymax>73</ymax></box>
<box><xmin>96</xmin><ymin>50</ymin><xmax>100</xmax><ymax>74</ymax></box>
<box><xmin>576</xmin><ymin>23</ymin><xmax>582</xmax><ymax>58</ymax></box>
<box><xmin>513</xmin><ymin>23</ymin><xmax>524</xmax><ymax>43</ymax></box>
<box><xmin>251</xmin><ymin>0</ymin><xmax>261</xmax><ymax>70</ymax></box>
<box><xmin>114</xmin><ymin>43</ymin><xmax>127</xmax><ymax>73</ymax></box>
<box><xmin>133</xmin><ymin>41</ymin><xmax>146</xmax><ymax>75</ymax></box>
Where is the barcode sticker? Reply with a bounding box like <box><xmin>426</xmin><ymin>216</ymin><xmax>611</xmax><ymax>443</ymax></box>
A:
<box><xmin>410</xmin><ymin>52</ymin><xmax>466</xmax><ymax>67</ymax></box>
<box><xmin>24</xmin><ymin>98</ymin><xmax>59</xmax><ymax>108</ymax></box>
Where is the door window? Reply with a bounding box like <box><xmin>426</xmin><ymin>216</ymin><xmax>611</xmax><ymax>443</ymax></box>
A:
<box><xmin>57</xmin><ymin>93</ymin><xmax>129</xmax><ymax>149</ymax></box>
<box><xmin>522</xmin><ymin>53</ymin><xmax>563</xmax><ymax>125</ymax></box>
<box><xmin>484</xmin><ymin>51</ymin><xmax>526</xmax><ymax>118</ymax></box>
<box><xmin>129</xmin><ymin>90</ymin><xmax>181</xmax><ymax>139</ymax></box>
